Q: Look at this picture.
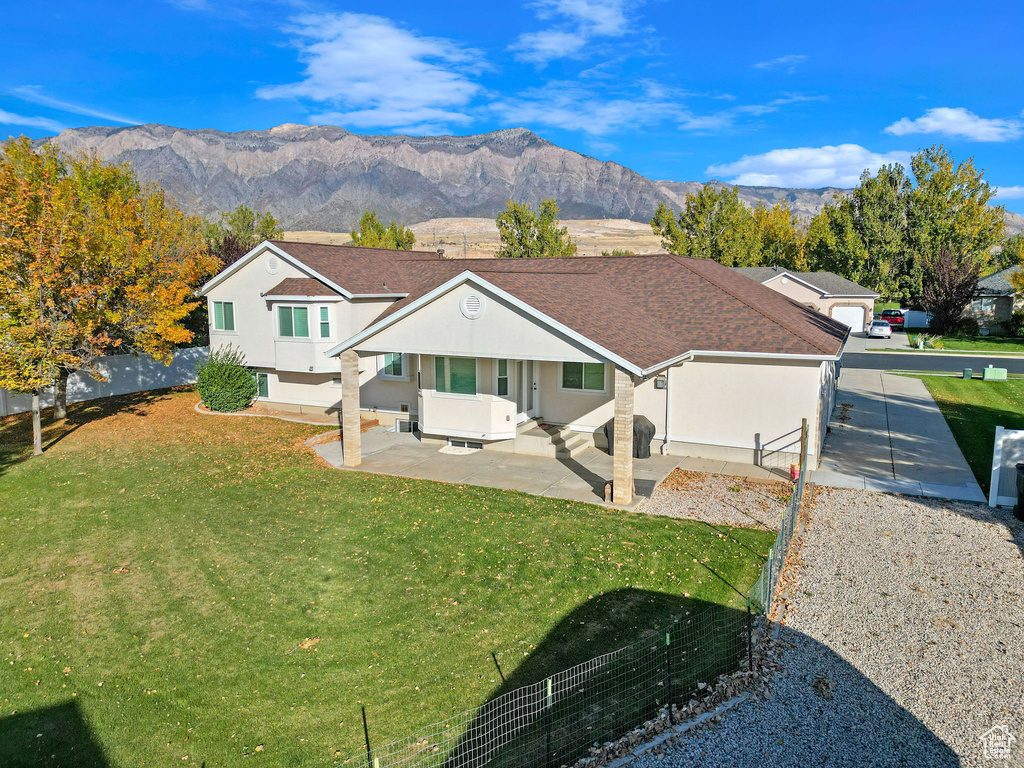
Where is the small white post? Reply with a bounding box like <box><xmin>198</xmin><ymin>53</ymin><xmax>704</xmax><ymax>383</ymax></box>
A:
<box><xmin>989</xmin><ymin>425</ymin><xmax>1004</xmax><ymax>508</ymax></box>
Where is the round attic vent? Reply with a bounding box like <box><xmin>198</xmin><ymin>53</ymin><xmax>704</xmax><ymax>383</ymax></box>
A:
<box><xmin>266</xmin><ymin>254</ymin><xmax>280</xmax><ymax>275</ymax></box>
<box><xmin>780</xmin><ymin>276</ymin><xmax>788</xmax><ymax>285</ymax></box>
<box><xmin>460</xmin><ymin>293</ymin><xmax>485</xmax><ymax>319</ymax></box>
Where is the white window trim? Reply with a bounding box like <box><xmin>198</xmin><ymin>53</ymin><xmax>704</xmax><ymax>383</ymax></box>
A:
<box><xmin>317</xmin><ymin>305</ymin><xmax>332</xmax><ymax>340</ymax></box>
<box><xmin>379</xmin><ymin>353</ymin><xmax>410</xmax><ymax>382</ymax></box>
<box><xmin>210</xmin><ymin>298</ymin><xmax>238</xmax><ymax>335</ymax></box>
<box><xmin>494</xmin><ymin>358</ymin><xmax>512</xmax><ymax>400</ymax></box>
<box><xmin>432</xmin><ymin>356</ymin><xmax>482</xmax><ymax>400</ymax></box>
<box><xmin>557</xmin><ymin>361</ymin><xmax>609</xmax><ymax>396</ymax></box>
<box><xmin>276</xmin><ymin>304</ymin><xmax>312</xmax><ymax>340</ymax></box>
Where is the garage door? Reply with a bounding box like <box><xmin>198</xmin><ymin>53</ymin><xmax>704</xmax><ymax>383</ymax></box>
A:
<box><xmin>831</xmin><ymin>305</ymin><xmax>866</xmax><ymax>332</ymax></box>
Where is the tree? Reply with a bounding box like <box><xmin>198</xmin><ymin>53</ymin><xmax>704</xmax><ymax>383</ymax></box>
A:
<box><xmin>0</xmin><ymin>137</ymin><xmax>217</xmax><ymax>446</ymax></box>
<box><xmin>849</xmin><ymin>165</ymin><xmax>912</xmax><ymax>301</ymax></box>
<box><xmin>907</xmin><ymin>145</ymin><xmax>1003</xmax><ymax>304</ymax></box>
<box><xmin>651</xmin><ymin>186</ymin><xmax>759</xmax><ymax>266</ymax></box>
<box><xmin>495</xmin><ymin>198</ymin><xmax>576</xmax><ymax>258</ymax></box>
<box><xmin>991</xmin><ymin>233</ymin><xmax>1024</xmax><ymax>273</ymax></box>
<box><xmin>350</xmin><ymin>210</ymin><xmax>415</xmax><ymax>250</ymax></box>
<box><xmin>804</xmin><ymin>199</ymin><xmax>871</xmax><ymax>283</ymax></box>
<box><xmin>207</xmin><ymin>204</ymin><xmax>283</xmax><ymax>267</ymax></box>
<box><xmin>922</xmin><ymin>249</ymin><xmax>982</xmax><ymax>334</ymax></box>
<box><xmin>752</xmin><ymin>201</ymin><xmax>806</xmax><ymax>270</ymax></box>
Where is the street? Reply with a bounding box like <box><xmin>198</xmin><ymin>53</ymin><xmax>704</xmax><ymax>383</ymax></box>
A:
<box><xmin>843</xmin><ymin>352</ymin><xmax>1024</xmax><ymax>374</ymax></box>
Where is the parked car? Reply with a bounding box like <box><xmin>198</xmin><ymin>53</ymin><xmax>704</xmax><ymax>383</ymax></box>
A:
<box><xmin>868</xmin><ymin>320</ymin><xmax>893</xmax><ymax>338</ymax></box>
<box><xmin>879</xmin><ymin>309</ymin><xmax>905</xmax><ymax>330</ymax></box>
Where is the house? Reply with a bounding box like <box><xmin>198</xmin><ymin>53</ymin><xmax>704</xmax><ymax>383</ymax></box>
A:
<box><xmin>733</xmin><ymin>267</ymin><xmax>878</xmax><ymax>333</ymax></box>
<box><xmin>200</xmin><ymin>241</ymin><xmax>848</xmax><ymax>505</ymax></box>
<box><xmin>965</xmin><ymin>266</ymin><xmax>1022</xmax><ymax>332</ymax></box>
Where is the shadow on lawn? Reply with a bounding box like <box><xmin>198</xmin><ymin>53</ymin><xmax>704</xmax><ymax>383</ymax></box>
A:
<box><xmin>433</xmin><ymin>590</ymin><xmax>958</xmax><ymax>768</ymax></box>
<box><xmin>0</xmin><ymin>700</ymin><xmax>111</xmax><ymax>768</ymax></box>
<box><xmin>0</xmin><ymin>389</ymin><xmax>173</xmax><ymax>480</ymax></box>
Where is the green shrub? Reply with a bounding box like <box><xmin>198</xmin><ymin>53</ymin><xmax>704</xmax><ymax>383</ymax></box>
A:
<box><xmin>1004</xmin><ymin>310</ymin><xmax>1024</xmax><ymax>338</ymax></box>
<box><xmin>952</xmin><ymin>317</ymin><xmax>980</xmax><ymax>337</ymax></box>
<box><xmin>195</xmin><ymin>344</ymin><xmax>257</xmax><ymax>412</ymax></box>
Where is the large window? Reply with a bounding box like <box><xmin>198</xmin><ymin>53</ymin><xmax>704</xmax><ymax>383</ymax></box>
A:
<box><xmin>212</xmin><ymin>301</ymin><xmax>234</xmax><ymax>332</ymax></box>
<box><xmin>496</xmin><ymin>359</ymin><xmax>509</xmax><ymax>397</ymax></box>
<box><xmin>435</xmin><ymin>356</ymin><xmax>477</xmax><ymax>396</ymax></box>
<box><xmin>381</xmin><ymin>353</ymin><xmax>406</xmax><ymax>380</ymax></box>
<box><xmin>561</xmin><ymin>362</ymin><xmax>606</xmax><ymax>392</ymax></box>
<box><xmin>319</xmin><ymin>306</ymin><xmax>331</xmax><ymax>338</ymax></box>
<box><xmin>278</xmin><ymin>305</ymin><xmax>309</xmax><ymax>338</ymax></box>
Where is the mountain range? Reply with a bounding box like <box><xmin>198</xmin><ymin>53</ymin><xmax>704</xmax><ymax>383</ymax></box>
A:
<box><xmin>46</xmin><ymin>123</ymin><xmax>1023</xmax><ymax>236</ymax></box>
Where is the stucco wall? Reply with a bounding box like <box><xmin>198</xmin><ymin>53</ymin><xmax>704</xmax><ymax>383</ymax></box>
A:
<box><xmin>759</xmin><ymin>275</ymin><xmax>874</xmax><ymax>332</ymax></box>
<box><xmin>205</xmin><ymin>245</ymin><xmax>394</xmax><ymax>374</ymax></box>
<box><xmin>354</xmin><ymin>282</ymin><xmax>606</xmax><ymax>363</ymax></box>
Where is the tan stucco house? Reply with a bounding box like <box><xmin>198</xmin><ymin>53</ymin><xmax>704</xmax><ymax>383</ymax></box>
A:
<box><xmin>734</xmin><ymin>267</ymin><xmax>878</xmax><ymax>333</ymax></box>
<box><xmin>965</xmin><ymin>266</ymin><xmax>1022</xmax><ymax>332</ymax></box>
<box><xmin>200</xmin><ymin>241</ymin><xmax>848</xmax><ymax>505</ymax></box>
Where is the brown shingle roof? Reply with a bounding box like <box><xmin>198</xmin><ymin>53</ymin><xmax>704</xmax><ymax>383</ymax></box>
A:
<box><xmin>362</xmin><ymin>254</ymin><xmax>848</xmax><ymax>369</ymax></box>
<box><xmin>265</xmin><ymin>277</ymin><xmax>342</xmax><ymax>297</ymax></box>
<box><xmin>270</xmin><ymin>240</ymin><xmax>442</xmax><ymax>295</ymax></box>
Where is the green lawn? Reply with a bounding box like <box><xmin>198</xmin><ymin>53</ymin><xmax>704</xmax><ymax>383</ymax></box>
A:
<box><xmin>0</xmin><ymin>391</ymin><xmax>773</xmax><ymax>767</ymax></box>
<box><xmin>909</xmin><ymin>333</ymin><xmax>1024</xmax><ymax>353</ymax></box>
<box><xmin>920</xmin><ymin>376</ymin><xmax>1024</xmax><ymax>493</ymax></box>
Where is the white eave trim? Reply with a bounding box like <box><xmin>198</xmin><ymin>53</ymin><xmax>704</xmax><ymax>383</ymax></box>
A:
<box><xmin>263</xmin><ymin>294</ymin><xmax>344</xmax><ymax>301</ymax></box>
<box><xmin>762</xmin><ymin>272</ymin><xmax>878</xmax><ymax>300</ymax></box>
<box><xmin>198</xmin><ymin>241</ymin><xmax>354</xmax><ymax>299</ymax></box>
<box><xmin>324</xmin><ymin>271</ymin><xmax>645</xmax><ymax>376</ymax></box>
<box><xmin>685</xmin><ymin>348</ymin><xmax>845</xmax><ymax>362</ymax></box>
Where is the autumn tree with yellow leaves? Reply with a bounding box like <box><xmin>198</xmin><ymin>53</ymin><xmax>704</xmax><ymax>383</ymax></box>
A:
<box><xmin>0</xmin><ymin>137</ymin><xmax>218</xmax><ymax>454</ymax></box>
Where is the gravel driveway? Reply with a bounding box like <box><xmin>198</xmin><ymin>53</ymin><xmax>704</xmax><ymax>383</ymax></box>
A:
<box><xmin>635</xmin><ymin>488</ymin><xmax>1024</xmax><ymax>767</ymax></box>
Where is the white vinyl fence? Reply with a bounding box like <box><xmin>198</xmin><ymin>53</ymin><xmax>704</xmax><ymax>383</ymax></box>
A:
<box><xmin>989</xmin><ymin>425</ymin><xmax>1024</xmax><ymax>507</ymax></box>
<box><xmin>0</xmin><ymin>347</ymin><xmax>209</xmax><ymax>418</ymax></box>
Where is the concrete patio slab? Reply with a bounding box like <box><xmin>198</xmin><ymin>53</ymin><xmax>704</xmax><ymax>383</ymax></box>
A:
<box><xmin>311</xmin><ymin>428</ymin><xmax>682</xmax><ymax>509</ymax></box>
<box><xmin>812</xmin><ymin>369</ymin><xmax>984</xmax><ymax>502</ymax></box>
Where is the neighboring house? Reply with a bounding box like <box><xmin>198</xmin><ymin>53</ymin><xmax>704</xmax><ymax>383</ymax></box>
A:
<box><xmin>734</xmin><ymin>267</ymin><xmax>878</xmax><ymax>333</ymax></box>
<box><xmin>965</xmin><ymin>266</ymin><xmax>1022</xmax><ymax>331</ymax></box>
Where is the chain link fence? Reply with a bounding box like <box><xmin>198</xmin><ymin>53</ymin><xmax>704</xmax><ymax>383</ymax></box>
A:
<box><xmin>342</xmin><ymin>422</ymin><xmax>810</xmax><ymax>768</ymax></box>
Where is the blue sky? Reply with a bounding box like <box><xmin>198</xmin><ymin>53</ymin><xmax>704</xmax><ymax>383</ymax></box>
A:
<box><xmin>5</xmin><ymin>0</ymin><xmax>1024</xmax><ymax>212</ymax></box>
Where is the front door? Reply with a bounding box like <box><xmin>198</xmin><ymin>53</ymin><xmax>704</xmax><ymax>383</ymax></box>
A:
<box><xmin>515</xmin><ymin>361</ymin><xmax>537</xmax><ymax>422</ymax></box>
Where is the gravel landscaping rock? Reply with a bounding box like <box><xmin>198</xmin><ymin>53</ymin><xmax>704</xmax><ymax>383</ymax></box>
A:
<box><xmin>639</xmin><ymin>470</ymin><xmax>791</xmax><ymax>530</ymax></box>
<box><xmin>633</xmin><ymin>488</ymin><xmax>1024</xmax><ymax>768</ymax></box>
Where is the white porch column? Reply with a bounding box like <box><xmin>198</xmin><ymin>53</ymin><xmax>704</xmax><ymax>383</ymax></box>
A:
<box><xmin>340</xmin><ymin>349</ymin><xmax>362</xmax><ymax>468</ymax></box>
<box><xmin>612</xmin><ymin>367</ymin><xmax>634</xmax><ymax>505</ymax></box>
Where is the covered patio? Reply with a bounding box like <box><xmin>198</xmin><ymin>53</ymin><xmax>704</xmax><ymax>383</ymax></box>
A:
<box><xmin>312</xmin><ymin>426</ymin><xmax>682</xmax><ymax>510</ymax></box>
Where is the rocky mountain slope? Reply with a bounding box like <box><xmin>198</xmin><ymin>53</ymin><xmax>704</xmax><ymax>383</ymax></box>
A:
<box><xmin>46</xmin><ymin>123</ymin><xmax>1023</xmax><ymax>235</ymax></box>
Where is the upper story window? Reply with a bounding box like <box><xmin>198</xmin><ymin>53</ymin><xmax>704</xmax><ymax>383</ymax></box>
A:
<box><xmin>319</xmin><ymin>306</ymin><xmax>331</xmax><ymax>339</ymax></box>
<box><xmin>278</xmin><ymin>305</ymin><xmax>309</xmax><ymax>338</ymax></box>
<box><xmin>435</xmin><ymin>356</ymin><xmax>477</xmax><ymax>396</ymax></box>
<box><xmin>381</xmin><ymin>352</ymin><xmax>406</xmax><ymax>380</ymax></box>
<box><xmin>561</xmin><ymin>362</ymin><xmax>606</xmax><ymax>393</ymax></box>
<box><xmin>212</xmin><ymin>301</ymin><xmax>235</xmax><ymax>332</ymax></box>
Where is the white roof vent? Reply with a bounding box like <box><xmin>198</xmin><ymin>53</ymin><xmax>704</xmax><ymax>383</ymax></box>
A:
<box><xmin>460</xmin><ymin>293</ymin><xmax>485</xmax><ymax>319</ymax></box>
<box><xmin>266</xmin><ymin>254</ymin><xmax>280</xmax><ymax>274</ymax></box>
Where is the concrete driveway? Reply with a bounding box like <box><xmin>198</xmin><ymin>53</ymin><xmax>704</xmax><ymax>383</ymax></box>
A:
<box><xmin>813</xmin><ymin>368</ymin><xmax>986</xmax><ymax>502</ymax></box>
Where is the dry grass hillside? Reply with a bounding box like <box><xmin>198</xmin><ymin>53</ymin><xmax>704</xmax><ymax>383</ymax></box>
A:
<box><xmin>284</xmin><ymin>217</ymin><xmax>667</xmax><ymax>259</ymax></box>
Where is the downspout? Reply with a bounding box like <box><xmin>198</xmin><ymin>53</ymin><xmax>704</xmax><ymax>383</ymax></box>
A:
<box><xmin>660</xmin><ymin>352</ymin><xmax>694</xmax><ymax>455</ymax></box>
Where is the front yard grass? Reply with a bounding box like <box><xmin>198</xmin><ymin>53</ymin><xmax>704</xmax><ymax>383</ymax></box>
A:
<box><xmin>919</xmin><ymin>376</ymin><xmax>1024</xmax><ymax>493</ymax></box>
<box><xmin>0</xmin><ymin>391</ymin><xmax>773</xmax><ymax>767</ymax></box>
<box><xmin>908</xmin><ymin>333</ymin><xmax>1024</xmax><ymax>354</ymax></box>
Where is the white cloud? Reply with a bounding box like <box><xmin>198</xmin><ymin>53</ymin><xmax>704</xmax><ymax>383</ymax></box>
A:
<box><xmin>706</xmin><ymin>144</ymin><xmax>913</xmax><ymax>188</ymax></box>
<box><xmin>11</xmin><ymin>86</ymin><xmax>139</xmax><ymax>125</ymax></box>
<box><xmin>258</xmin><ymin>13</ymin><xmax>487</xmax><ymax>135</ymax></box>
<box><xmin>994</xmin><ymin>186</ymin><xmax>1024</xmax><ymax>200</ymax></box>
<box><xmin>884</xmin><ymin>107</ymin><xmax>1023</xmax><ymax>142</ymax></box>
<box><xmin>752</xmin><ymin>54</ymin><xmax>806</xmax><ymax>73</ymax></box>
<box><xmin>0</xmin><ymin>109</ymin><xmax>65</xmax><ymax>132</ymax></box>
<box><xmin>491</xmin><ymin>80</ymin><xmax>684</xmax><ymax>137</ymax></box>
<box><xmin>512</xmin><ymin>0</ymin><xmax>633</xmax><ymax>65</ymax></box>
<box><xmin>678</xmin><ymin>94</ymin><xmax>825</xmax><ymax>132</ymax></box>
